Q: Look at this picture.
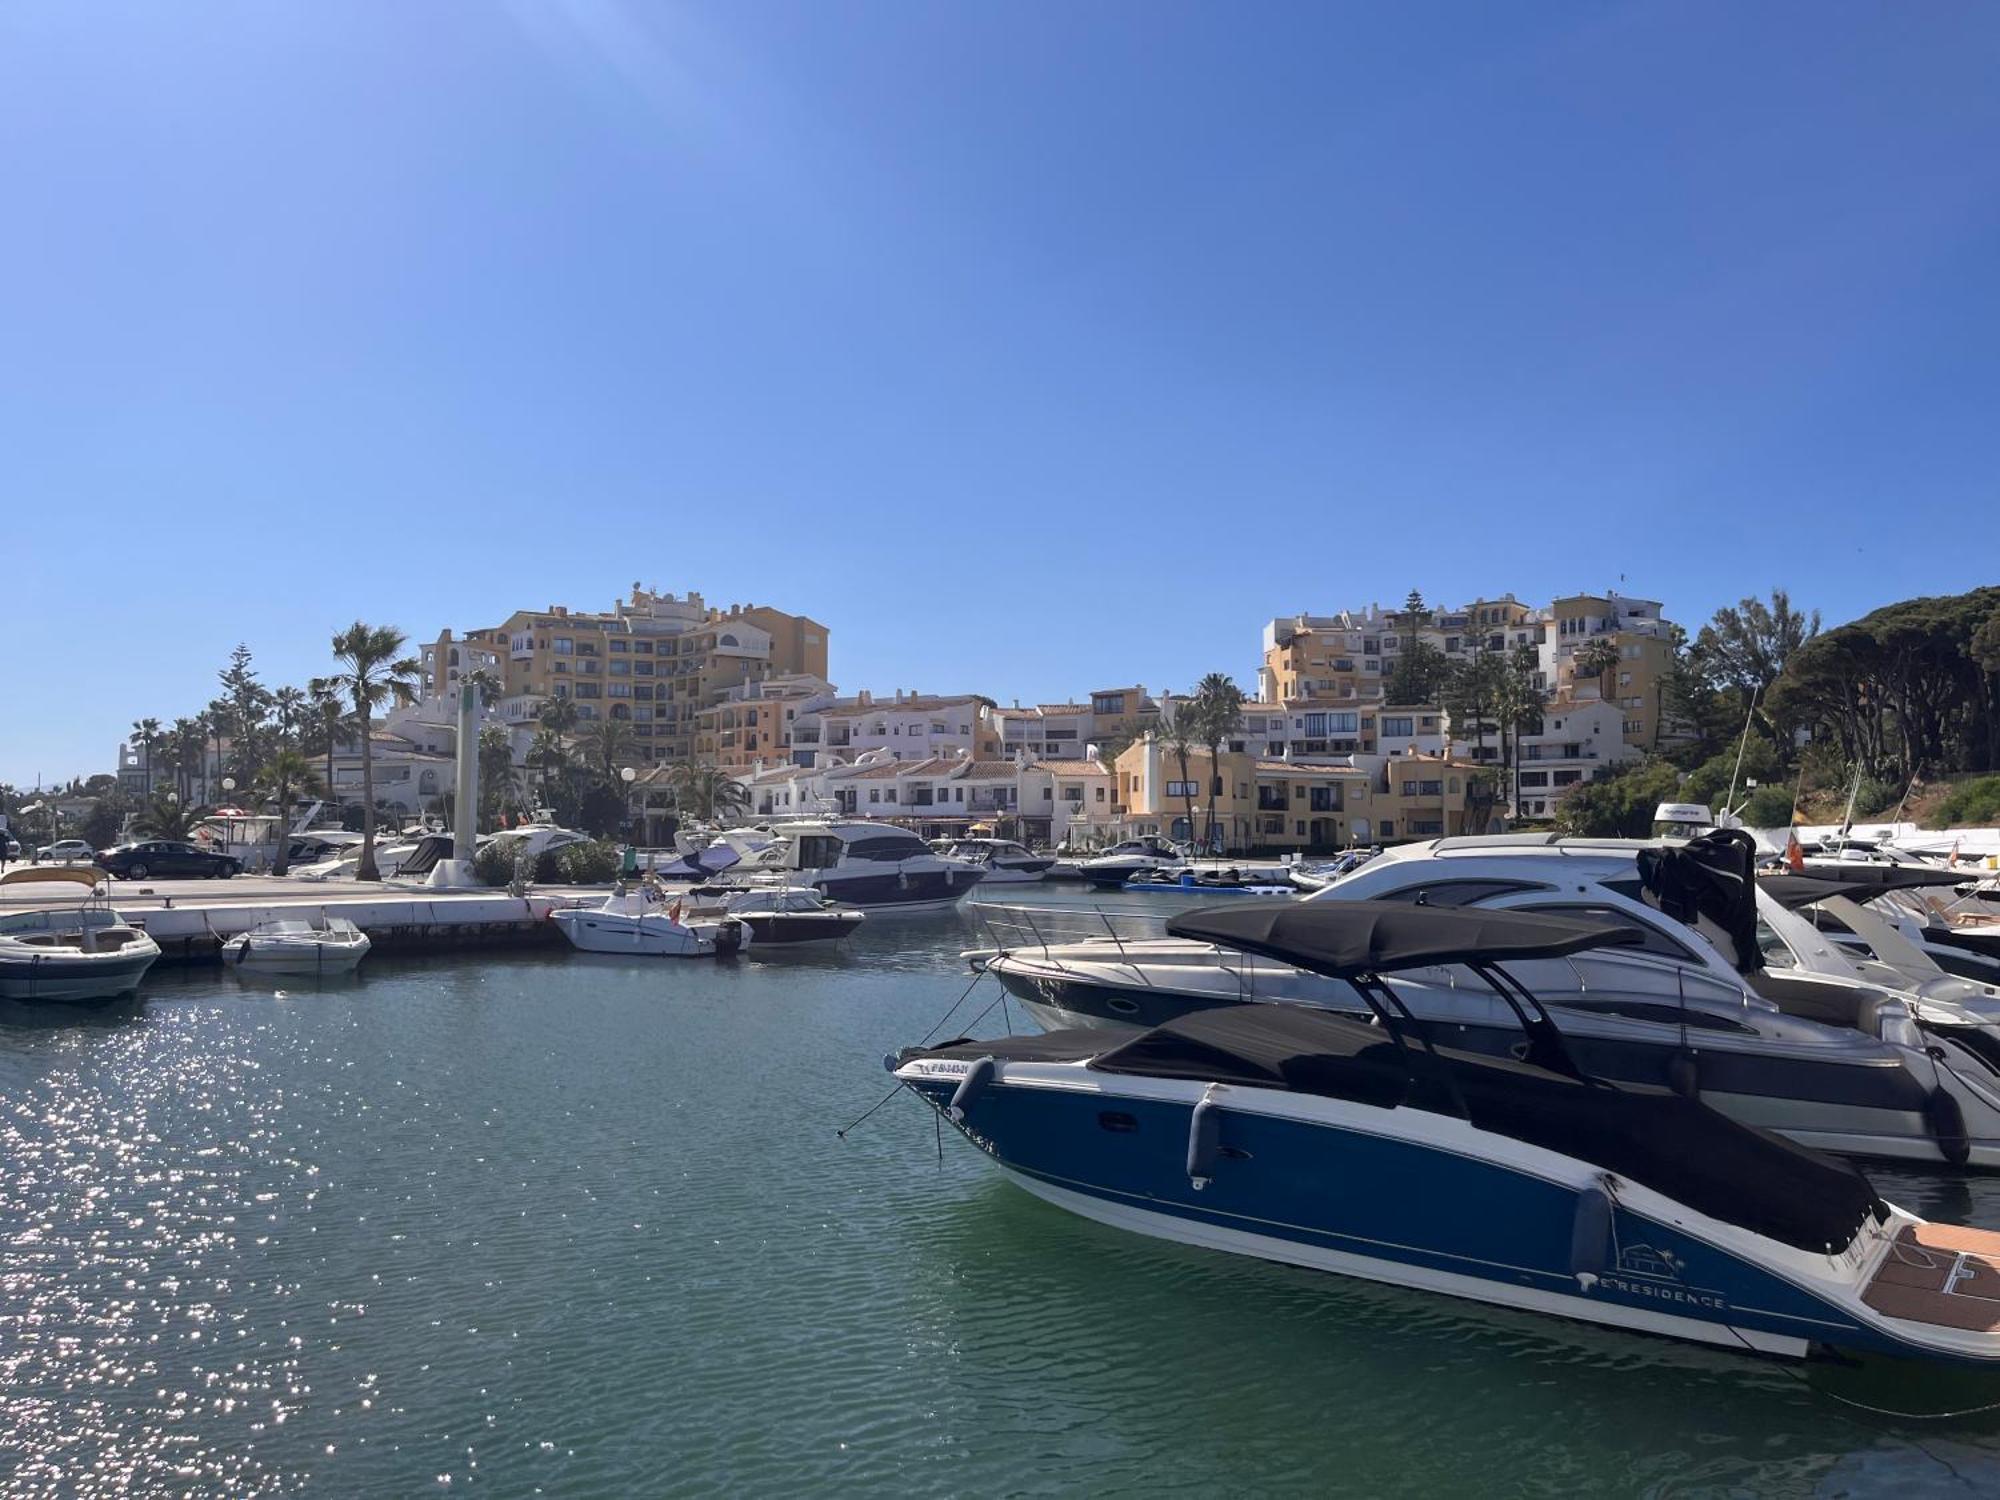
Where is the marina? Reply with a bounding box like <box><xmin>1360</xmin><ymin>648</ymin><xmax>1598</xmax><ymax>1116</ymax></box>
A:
<box><xmin>6</xmin><ymin>888</ymin><xmax>2000</xmax><ymax>1494</ymax></box>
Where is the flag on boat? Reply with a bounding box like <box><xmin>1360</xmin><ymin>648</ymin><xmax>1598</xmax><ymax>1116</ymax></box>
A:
<box><xmin>1785</xmin><ymin>827</ymin><xmax>1805</xmax><ymax>873</ymax></box>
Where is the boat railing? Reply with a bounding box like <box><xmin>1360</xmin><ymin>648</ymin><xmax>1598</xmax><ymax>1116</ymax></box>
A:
<box><xmin>963</xmin><ymin>899</ymin><xmax>1270</xmax><ymax>992</ymax></box>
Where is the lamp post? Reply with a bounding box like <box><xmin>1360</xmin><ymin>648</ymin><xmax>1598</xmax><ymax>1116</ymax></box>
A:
<box><xmin>621</xmin><ymin>767</ymin><xmax>641</xmax><ymax>874</ymax></box>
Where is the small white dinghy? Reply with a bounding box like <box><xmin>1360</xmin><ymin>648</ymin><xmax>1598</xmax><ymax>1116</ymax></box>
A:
<box><xmin>550</xmin><ymin>885</ymin><xmax>745</xmax><ymax>957</ymax></box>
<box><xmin>222</xmin><ymin>916</ymin><xmax>371</xmax><ymax>976</ymax></box>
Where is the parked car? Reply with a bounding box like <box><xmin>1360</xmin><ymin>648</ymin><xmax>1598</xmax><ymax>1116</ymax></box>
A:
<box><xmin>3</xmin><ymin>835</ymin><xmax>21</xmax><ymax>860</ymax></box>
<box><xmin>37</xmin><ymin>838</ymin><xmax>95</xmax><ymax>863</ymax></box>
<box><xmin>95</xmin><ymin>840</ymin><xmax>241</xmax><ymax>880</ymax></box>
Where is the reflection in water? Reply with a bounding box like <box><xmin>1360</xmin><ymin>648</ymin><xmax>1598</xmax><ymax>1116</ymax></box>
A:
<box><xmin>1</xmin><ymin>891</ymin><xmax>1998</xmax><ymax>1495</ymax></box>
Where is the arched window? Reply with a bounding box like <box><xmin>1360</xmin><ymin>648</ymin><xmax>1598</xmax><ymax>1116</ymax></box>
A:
<box><xmin>718</xmin><ymin>633</ymin><xmax>738</xmax><ymax>647</ymax></box>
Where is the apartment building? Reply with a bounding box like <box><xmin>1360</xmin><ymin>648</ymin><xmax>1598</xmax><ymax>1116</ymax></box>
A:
<box><xmin>1258</xmin><ymin>596</ymin><xmax>1541</xmax><ymax>705</ymax></box>
<box><xmin>693</xmin><ymin>674</ymin><xmax>832</xmax><ymax>773</ymax></box>
<box><xmin>1113</xmin><ymin>730</ymin><xmax>1485</xmax><ymax>853</ymax></box>
<box><xmin>783</xmin><ymin>690</ymin><xmax>1001</xmax><ymax>768</ymax></box>
<box><xmin>421</xmin><ymin>586</ymin><xmax>828</xmax><ymax>767</ymax></box>
<box><xmin>1542</xmin><ymin>592</ymin><xmax>1675</xmax><ymax>752</ymax></box>
<box><xmin>736</xmin><ymin>749</ymin><xmax>1114</xmax><ymax>847</ymax></box>
<box><xmin>991</xmin><ymin>685</ymin><xmax>1160</xmax><ymax>762</ymax></box>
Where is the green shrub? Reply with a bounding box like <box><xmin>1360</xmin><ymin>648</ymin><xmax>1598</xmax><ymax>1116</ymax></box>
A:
<box><xmin>1927</xmin><ymin>776</ymin><xmax>2000</xmax><ymax>830</ymax></box>
<box><xmin>1852</xmin><ymin>776</ymin><xmax>1904</xmax><ymax>819</ymax></box>
<box><xmin>547</xmin><ymin>840</ymin><xmax>622</xmax><ymax>884</ymax></box>
<box><xmin>473</xmin><ymin>840</ymin><xmax>527</xmax><ymax>888</ymax></box>
<box><xmin>1737</xmin><ymin>785</ymin><xmax>1798</xmax><ymax>828</ymax></box>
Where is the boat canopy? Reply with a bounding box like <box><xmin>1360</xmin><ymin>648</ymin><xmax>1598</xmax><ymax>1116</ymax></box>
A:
<box><xmin>0</xmin><ymin>866</ymin><xmax>104</xmax><ymax>889</ymax></box>
<box><xmin>1164</xmin><ymin>899</ymin><xmax>1643</xmax><ymax>978</ymax></box>
<box><xmin>1761</xmin><ymin>869</ymin><xmax>1969</xmax><ymax>910</ymax></box>
<box><xmin>1786</xmin><ymin>863</ymin><xmax>1972</xmax><ymax>893</ymax></box>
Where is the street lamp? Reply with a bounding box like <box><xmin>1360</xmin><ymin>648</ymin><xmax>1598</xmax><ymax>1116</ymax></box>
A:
<box><xmin>620</xmin><ymin>767</ymin><xmax>640</xmax><ymax>873</ymax></box>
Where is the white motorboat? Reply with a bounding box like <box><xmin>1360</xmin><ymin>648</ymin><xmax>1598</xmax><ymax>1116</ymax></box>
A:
<box><xmin>1075</xmin><ymin>836</ymin><xmax>1186</xmax><ymax>889</ymax></box>
<box><xmin>977</xmin><ymin>832</ymin><xmax>2000</xmax><ymax>1168</ymax></box>
<box><xmin>221</xmin><ymin>916</ymin><xmax>371</xmax><ymax>975</ymax></box>
<box><xmin>686</xmin><ymin>885</ymin><xmax>866</xmax><ymax>945</ymax></box>
<box><xmin>550</xmin><ymin>888</ymin><xmax>745</xmax><ymax>957</ymax></box>
<box><xmin>712</xmin><ymin>821</ymin><xmax>985</xmax><ymax>912</ymax></box>
<box><xmin>932</xmin><ymin>838</ymin><xmax>1055</xmax><ymax>883</ymax></box>
<box><xmin>0</xmin><ymin>869</ymin><xmax>160</xmax><ymax>1002</ymax></box>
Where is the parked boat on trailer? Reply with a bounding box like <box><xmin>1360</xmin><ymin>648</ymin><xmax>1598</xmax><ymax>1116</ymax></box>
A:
<box><xmin>896</xmin><ymin>901</ymin><xmax>2000</xmax><ymax>1369</ymax></box>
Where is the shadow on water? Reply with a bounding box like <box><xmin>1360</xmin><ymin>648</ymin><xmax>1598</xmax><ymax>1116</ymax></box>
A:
<box><xmin>0</xmin><ymin>994</ymin><xmax>148</xmax><ymax>1032</ymax></box>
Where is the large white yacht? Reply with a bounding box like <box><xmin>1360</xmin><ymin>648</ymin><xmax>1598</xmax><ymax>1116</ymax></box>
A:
<box><xmin>714</xmin><ymin>821</ymin><xmax>985</xmax><ymax>911</ymax></box>
<box><xmin>974</xmin><ymin>832</ymin><xmax>2000</xmax><ymax>1168</ymax></box>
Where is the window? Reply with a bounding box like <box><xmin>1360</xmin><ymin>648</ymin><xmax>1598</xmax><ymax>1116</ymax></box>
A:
<box><xmin>553</xmin><ymin>638</ymin><xmax>574</xmax><ymax>654</ymax></box>
<box><xmin>1382</xmin><ymin>716</ymin><xmax>1414</xmax><ymax>737</ymax></box>
<box><xmin>610</xmin><ymin>661</ymin><xmax>630</xmax><ymax>676</ymax></box>
<box><xmin>1519</xmin><ymin>771</ymin><xmax>1549</xmax><ymax>788</ymax></box>
<box><xmin>609</xmin><ymin>640</ymin><xmax>629</xmax><ymax>653</ymax></box>
<box><xmin>1420</xmin><ymin>780</ymin><xmax>1442</xmax><ymax>796</ymax></box>
<box><xmin>1166</xmin><ymin>780</ymin><xmax>1199</xmax><ymax>797</ymax></box>
<box><xmin>1521</xmin><ymin>904</ymin><xmax>1698</xmax><ymax>963</ymax></box>
<box><xmin>1552</xmin><ymin>769</ymin><xmax>1583</xmax><ymax>786</ymax></box>
<box><xmin>1092</xmin><ymin>693</ymin><xmax>1126</xmax><ymax>715</ymax></box>
<box><xmin>1331</xmin><ymin>711</ymin><xmax>1358</xmax><ymax>733</ymax></box>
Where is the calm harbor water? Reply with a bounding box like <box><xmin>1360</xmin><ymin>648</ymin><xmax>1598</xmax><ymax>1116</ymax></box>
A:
<box><xmin>5</xmin><ymin>890</ymin><xmax>2000</xmax><ymax>1497</ymax></box>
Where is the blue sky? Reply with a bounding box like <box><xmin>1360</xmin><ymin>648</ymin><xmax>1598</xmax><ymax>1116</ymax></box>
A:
<box><xmin>4</xmin><ymin>2</ymin><xmax>1998</xmax><ymax>784</ymax></box>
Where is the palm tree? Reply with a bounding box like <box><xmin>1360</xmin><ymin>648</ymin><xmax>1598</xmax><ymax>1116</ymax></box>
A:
<box><xmin>327</xmin><ymin>622</ymin><xmax>421</xmax><ymax>880</ymax></box>
<box><xmin>307</xmin><ymin>677</ymin><xmax>348</xmax><ymax>797</ymax></box>
<box><xmin>529</xmin><ymin>728</ymin><xmax>572</xmax><ymax>808</ymax></box>
<box><xmin>1190</xmin><ymin>673</ymin><xmax>1245</xmax><ymax>854</ymax></box>
<box><xmin>271</xmin><ymin>686</ymin><xmax>310</xmax><ymax>751</ymax></box>
<box><xmin>133</xmin><ymin>791</ymin><xmax>197</xmax><ymax>841</ymax></box>
<box><xmin>477</xmin><ymin>726</ymin><xmax>521</xmax><ymax>831</ymax></box>
<box><xmin>130</xmin><ymin>717</ymin><xmax>163</xmax><ymax>798</ymax></box>
<box><xmin>1494</xmin><ymin>645</ymin><xmax>1549</xmax><ymax>822</ymax></box>
<box><xmin>204</xmin><ymin>698</ymin><xmax>233</xmax><ymax>801</ymax></box>
<box><xmin>256</xmin><ymin>750</ymin><xmax>322</xmax><ymax>875</ymax></box>
<box><xmin>1573</xmin><ymin>638</ymin><xmax>1622</xmax><ymax>706</ymax></box>
<box><xmin>536</xmin><ymin>696</ymin><xmax>580</xmax><ymax>736</ymax></box>
<box><xmin>667</xmin><ymin>762</ymin><xmax>751</xmax><ymax>824</ymax></box>
<box><xmin>1160</xmin><ymin>709</ymin><xmax>1199</xmax><ymax>851</ymax></box>
<box><xmin>574</xmin><ymin>717</ymin><xmax>638</xmax><ymax>783</ymax></box>
<box><xmin>167</xmin><ymin>717</ymin><xmax>203</xmax><ymax>803</ymax></box>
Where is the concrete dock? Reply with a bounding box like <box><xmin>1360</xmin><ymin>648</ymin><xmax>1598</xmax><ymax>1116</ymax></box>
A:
<box><xmin>0</xmin><ymin>870</ymin><xmax>586</xmax><ymax>964</ymax></box>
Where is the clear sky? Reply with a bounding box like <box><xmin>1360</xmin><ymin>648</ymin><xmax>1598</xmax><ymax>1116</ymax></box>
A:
<box><xmin>4</xmin><ymin>2</ymin><xmax>1998</xmax><ymax>785</ymax></box>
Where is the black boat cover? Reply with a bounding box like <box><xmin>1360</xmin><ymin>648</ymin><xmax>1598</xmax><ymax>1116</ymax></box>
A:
<box><xmin>1781</xmin><ymin>864</ymin><xmax>1971</xmax><ymax>893</ymax></box>
<box><xmin>1761</xmin><ymin>869</ymin><xmax>1969</xmax><ymax>910</ymax></box>
<box><xmin>1163</xmin><ymin>900</ymin><xmax>1644</xmax><ymax>978</ymax></box>
<box><xmin>1637</xmin><ymin>829</ymin><xmax>1764</xmax><ymax>973</ymax></box>
<box><xmin>908</xmin><ymin>1006</ymin><xmax>1885</xmax><ymax>1254</ymax></box>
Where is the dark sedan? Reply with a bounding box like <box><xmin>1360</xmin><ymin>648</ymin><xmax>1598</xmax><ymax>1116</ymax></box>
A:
<box><xmin>96</xmin><ymin>840</ymin><xmax>241</xmax><ymax>880</ymax></box>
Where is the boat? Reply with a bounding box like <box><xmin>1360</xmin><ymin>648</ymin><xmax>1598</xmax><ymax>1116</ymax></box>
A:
<box><xmin>979</xmin><ymin>831</ymin><xmax>2000</xmax><ymax>1167</ymax></box>
<box><xmin>896</xmin><ymin>900</ymin><xmax>2000</xmax><ymax>1367</ymax></box>
<box><xmin>713</xmin><ymin>821</ymin><xmax>985</xmax><ymax>912</ymax></box>
<box><xmin>550</xmin><ymin>886</ymin><xmax>745</xmax><ymax>957</ymax></box>
<box><xmin>932</xmin><ymin>838</ymin><xmax>1055</xmax><ymax>884</ymax></box>
<box><xmin>685</xmin><ymin>885</ymin><xmax>866</xmax><ymax>945</ymax></box>
<box><xmin>1126</xmin><ymin>864</ymin><xmax>1298</xmax><ymax>897</ymax></box>
<box><xmin>1074</xmin><ymin>836</ymin><xmax>1186</xmax><ymax>889</ymax></box>
<box><xmin>0</xmin><ymin>868</ymin><xmax>161</xmax><ymax>1002</ymax></box>
<box><xmin>221</xmin><ymin>916</ymin><xmax>371</xmax><ymax>975</ymax></box>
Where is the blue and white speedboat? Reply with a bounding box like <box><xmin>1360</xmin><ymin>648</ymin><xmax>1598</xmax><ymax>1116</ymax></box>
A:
<box><xmin>716</xmin><ymin>821</ymin><xmax>985</xmax><ymax>912</ymax></box>
<box><xmin>896</xmin><ymin>901</ymin><xmax>2000</xmax><ymax>1366</ymax></box>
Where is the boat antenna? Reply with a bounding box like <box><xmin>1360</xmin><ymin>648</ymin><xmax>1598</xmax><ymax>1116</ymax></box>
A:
<box><xmin>1839</xmin><ymin>763</ymin><xmax>1863</xmax><ymax>837</ymax></box>
<box><xmin>1722</xmin><ymin>684</ymin><xmax>1760</xmax><ymax>819</ymax></box>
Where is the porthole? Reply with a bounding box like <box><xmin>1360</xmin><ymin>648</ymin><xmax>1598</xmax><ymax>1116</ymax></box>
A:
<box><xmin>1105</xmin><ymin>997</ymin><xmax>1142</xmax><ymax>1016</ymax></box>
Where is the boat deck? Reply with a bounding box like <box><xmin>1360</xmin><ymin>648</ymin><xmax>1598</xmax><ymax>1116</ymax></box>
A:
<box><xmin>1862</xmin><ymin>1223</ymin><xmax>2000</xmax><ymax>1331</ymax></box>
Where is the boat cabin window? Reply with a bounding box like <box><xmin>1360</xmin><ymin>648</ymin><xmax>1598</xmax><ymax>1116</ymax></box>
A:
<box><xmin>1518</xmin><ymin>903</ymin><xmax>1701</xmax><ymax>964</ymax></box>
<box><xmin>848</xmin><ymin>836</ymin><xmax>925</xmax><ymax>862</ymax></box>
<box><xmin>793</xmin><ymin>835</ymin><xmax>843</xmax><ymax>868</ymax></box>
<box><xmin>1374</xmin><ymin>879</ymin><xmax>1552</xmax><ymax>907</ymax></box>
<box><xmin>1558</xmin><ymin>998</ymin><xmax>1758</xmax><ymax>1034</ymax></box>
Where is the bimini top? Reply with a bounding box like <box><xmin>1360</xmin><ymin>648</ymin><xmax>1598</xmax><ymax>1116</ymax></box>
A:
<box><xmin>1761</xmin><ymin>869</ymin><xmax>1969</xmax><ymax>910</ymax></box>
<box><xmin>1164</xmin><ymin>899</ymin><xmax>1644</xmax><ymax>977</ymax></box>
<box><xmin>1781</xmin><ymin>864</ymin><xmax>1971</xmax><ymax>894</ymax></box>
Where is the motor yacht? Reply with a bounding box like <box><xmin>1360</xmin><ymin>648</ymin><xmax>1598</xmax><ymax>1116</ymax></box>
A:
<box><xmin>0</xmin><ymin>868</ymin><xmax>160</xmax><ymax>1002</ymax></box>
<box><xmin>977</xmin><ymin>832</ymin><xmax>2000</xmax><ymax>1167</ymax></box>
<box><xmin>1126</xmin><ymin>863</ymin><xmax>1298</xmax><ymax>897</ymax></box>
<box><xmin>897</xmin><ymin>901</ymin><xmax>2000</xmax><ymax>1367</ymax></box>
<box><xmin>932</xmin><ymin>838</ymin><xmax>1055</xmax><ymax>884</ymax></box>
<box><xmin>222</xmin><ymin>916</ymin><xmax>371</xmax><ymax>975</ymax></box>
<box><xmin>683</xmin><ymin>885</ymin><xmax>866</xmax><ymax>945</ymax></box>
<box><xmin>1073</xmin><ymin>836</ymin><xmax>1186</xmax><ymax>889</ymax></box>
<box><xmin>550</xmin><ymin>886</ymin><xmax>744</xmax><ymax>957</ymax></box>
<box><xmin>712</xmin><ymin>821</ymin><xmax>984</xmax><ymax>912</ymax></box>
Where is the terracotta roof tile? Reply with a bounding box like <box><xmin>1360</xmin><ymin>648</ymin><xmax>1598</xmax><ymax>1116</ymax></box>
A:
<box><xmin>1030</xmin><ymin>759</ymin><xmax>1109</xmax><ymax>775</ymax></box>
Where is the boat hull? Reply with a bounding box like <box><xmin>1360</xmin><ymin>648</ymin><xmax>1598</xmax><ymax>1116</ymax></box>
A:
<box><xmin>811</xmin><ymin>869</ymin><xmax>982</xmax><ymax>912</ymax></box>
<box><xmin>0</xmin><ymin>949</ymin><xmax>157</xmax><ymax>1003</ymax></box>
<box><xmin>223</xmin><ymin>938</ymin><xmax>370</xmax><ymax>975</ymax></box>
<box><xmin>902</xmin><ymin>1068</ymin><xmax>1949</xmax><ymax>1364</ymax></box>
<box><xmin>737</xmin><ymin>912</ymin><xmax>865</xmax><ymax>945</ymax></box>
<box><xmin>551</xmin><ymin>910</ymin><xmax>731</xmax><ymax>957</ymax></box>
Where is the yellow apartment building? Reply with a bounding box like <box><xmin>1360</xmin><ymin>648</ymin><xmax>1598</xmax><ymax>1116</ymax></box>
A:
<box><xmin>422</xmin><ymin>586</ymin><xmax>828</xmax><ymax>767</ymax></box>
